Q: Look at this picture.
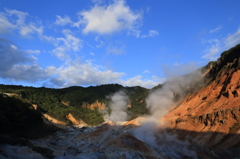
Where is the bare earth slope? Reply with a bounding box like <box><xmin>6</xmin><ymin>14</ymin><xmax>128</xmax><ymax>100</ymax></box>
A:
<box><xmin>164</xmin><ymin>44</ymin><xmax>240</xmax><ymax>155</ymax></box>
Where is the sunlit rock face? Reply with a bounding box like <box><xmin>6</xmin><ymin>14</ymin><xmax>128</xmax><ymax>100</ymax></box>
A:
<box><xmin>81</xmin><ymin>100</ymin><xmax>106</xmax><ymax>110</ymax></box>
<box><xmin>164</xmin><ymin>45</ymin><xmax>240</xmax><ymax>156</ymax></box>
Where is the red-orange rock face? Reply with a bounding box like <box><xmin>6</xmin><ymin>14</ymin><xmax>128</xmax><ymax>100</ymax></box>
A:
<box><xmin>164</xmin><ymin>45</ymin><xmax>240</xmax><ymax>150</ymax></box>
<box><xmin>81</xmin><ymin>100</ymin><xmax>106</xmax><ymax>110</ymax></box>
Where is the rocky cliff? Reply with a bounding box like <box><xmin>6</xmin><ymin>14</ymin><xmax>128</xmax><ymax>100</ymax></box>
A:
<box><xmin>81</xmin><ymin>100</ymin><xmax>106</xmax><ymax>110</ymax></box>
<box><xmin>164</xmin><ymin>44</ymin><xmax>240</xmax><ymax>155</ymax></box>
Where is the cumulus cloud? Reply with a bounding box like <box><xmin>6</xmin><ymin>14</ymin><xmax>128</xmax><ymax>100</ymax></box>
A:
<box><xmin>45</xmin><ymin>60</ymin><xmax>125</xmax><ymax>87</ymax></box>
<box><xmin>75</xmin><ymin>0</ymin><xmax>141</xmax><ymax>34</ymax></box>
<box><xmin>55</xmin><ymin>15</ymin><xmax>72</xmax><ymax>25</ymax></box>
<box><xmin>118</xmin><ymin>75</ymin><xmax>164</xmax><ymax>89</ymax></box>
<box><xmin>43</xmin><ymin>58</ymin><xmax>164</xmax><ymax>88</ymax></box>
<box><xmin>202</xmin><ymin>28</ymin><xmax>240</xmax><ymax>60</ymax></box>
<box><xmin>0</xmin><ymin>38</ymin><xmax>46</xmax><ymax>82</ymax></box>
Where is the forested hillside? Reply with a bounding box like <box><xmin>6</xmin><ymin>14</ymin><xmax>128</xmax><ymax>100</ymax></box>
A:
<box><xmin>0</xmin><ymin>84</ymin><xmax>150</xmax><ymax>125</ymax></box>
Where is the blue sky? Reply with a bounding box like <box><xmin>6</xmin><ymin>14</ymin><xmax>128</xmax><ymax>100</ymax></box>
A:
<box><xmin>0</xmin><ymin>0</ymin><xmax>240</xmax><ymax>88</ymax></box>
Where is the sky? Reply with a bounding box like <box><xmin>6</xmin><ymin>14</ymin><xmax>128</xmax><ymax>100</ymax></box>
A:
<box><xmin>0</xmin><ymin>0</ymin><xmax>240</xmax><ymax>89</ymax></box>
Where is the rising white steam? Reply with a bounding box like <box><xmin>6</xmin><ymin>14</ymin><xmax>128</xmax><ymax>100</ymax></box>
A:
<box><xmin>133</xmin><ymin>68</ymin><xmax>202</xmax><ymax>159</ymax></box>
<box><xmin>104</xmin><ymin>91</ymin><xmax>129</xmax><ymax>122</ymax></box>
<box><xmin>147</xmin><ymin>69</ymin><xmax>202</xmax><ymax>121</ymax></box>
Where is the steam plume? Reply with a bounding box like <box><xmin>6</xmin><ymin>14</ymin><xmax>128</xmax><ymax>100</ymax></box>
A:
<box><xmin>103</xmin><ymin>91</ymin><xmax>129</xmax><ymax>122</ymax></box>
<box><xmin>133</xmin><ymin>67</ymin><xmax>202</xmax><ymax>159</ymax></box>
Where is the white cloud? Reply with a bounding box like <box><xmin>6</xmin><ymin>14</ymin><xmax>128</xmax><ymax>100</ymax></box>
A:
<box><xmin>17</xmin><ymin>22</ymin><xmax>43</xmax><ymax>38</ymax></box>
<box><xmin>42</xmin><ymin>58</ymin><xmax>163</xmax><ymax>88</ymax></box>
<box><xmin>141</xmin><ymin>30</ymin><xmax>159</xmax><ymax>38</ymax></box>
<box><xmin>118</xmin><ymin>75</ymin><xmax>164</xmax><ymax>88</ymax></box>
<box><xmin>202</xmin><ymin>39</ymin><xmax>221</xmax><ymax>60</ymax></box>
<box><xmin>148</xmin><ymin>30</ymin><xmax>159</xmax><ymax>37</ymax></box>
<box><xmin>202</xmin><ymin>28</ymin><xmax>240</xmax><ymax>60</ymax></box>
<box><xmin>5</xmin><ymin>8</ymin><xmax>28</xmax><ymax>26</ymax></box>
<box><xmin>0</xmin><ymin>9</ymin><xmax>44</xmax><ymax>38</ymax></box>
<box><xmin>0</xmin><ymin>12</ymin><xmax>16</xmax><ymax>34</ymax></box>
<box><xmin>52</xmin><ymin>29</ymin><xmax>82</xmax><ymax>60</ymax></box>
<box><xmin>4</xmin><ymin>9</ymin><xmax>39</xmax><ymax>37</ymax></box>
<box><xmin>46</xmin><ymin>60</ymin><xmax>125</xmax><ymax>87</ymax></box>
<box><xmin>0</xmin><ymin>9</ymin><xmax>84</xmax><ymax>71</ymax></box>
<box><xmin>55</xmin><ymin>15</ymin><xmax>72</xmax><ymax>25</ymax></box>
<box><xmin>20</xmin><ymin>26</ymin><xmax>33</xmax><ymax>36</ymax></box>
<box><xmin>10</xmin><ymin>44</ymin><xmax>18</xmax><ymax>50</ymax></box>
<box><xmin>225</xmin><ymin>28</ymin><xmax>240</xmax><ymax>48</ymax></box>
<box><xmin>76</xmin><ymin>0</ymin><xmax>141</xmax><ymax>34</ymax></box>
<box><xmin>90</xmin><ymin>52</ymin><xmax>95</xmax><ymax>55</ymax></box>
<box><xmin>210</xmin><ymin>26</ymin><xmax>222</xmax><ymax>33</ymax></box>
<box><xmin>52</xmin><ymin>47</ymin><xmax>70</xmax><ymax>60</ymax></box>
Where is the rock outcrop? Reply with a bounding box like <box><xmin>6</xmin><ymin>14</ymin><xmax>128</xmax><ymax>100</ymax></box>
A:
<box><xmin>32</xmin><ymin>104</ymin><xmax>38</xmax><ymax>110</ymax></box>
<box><xmin>42</xmin><ymin>113</ymin><xmax>68</xmax><ymax>129</ymax></box>
<box><xmin>65</xmin><ymin>113</ymin><xmax>88</xmax><ymax>126</ymax></box>
<box><xmin>81</xmin><ymin>100</ymin><xmax>106</xmax><ymax>110</ymax></box>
